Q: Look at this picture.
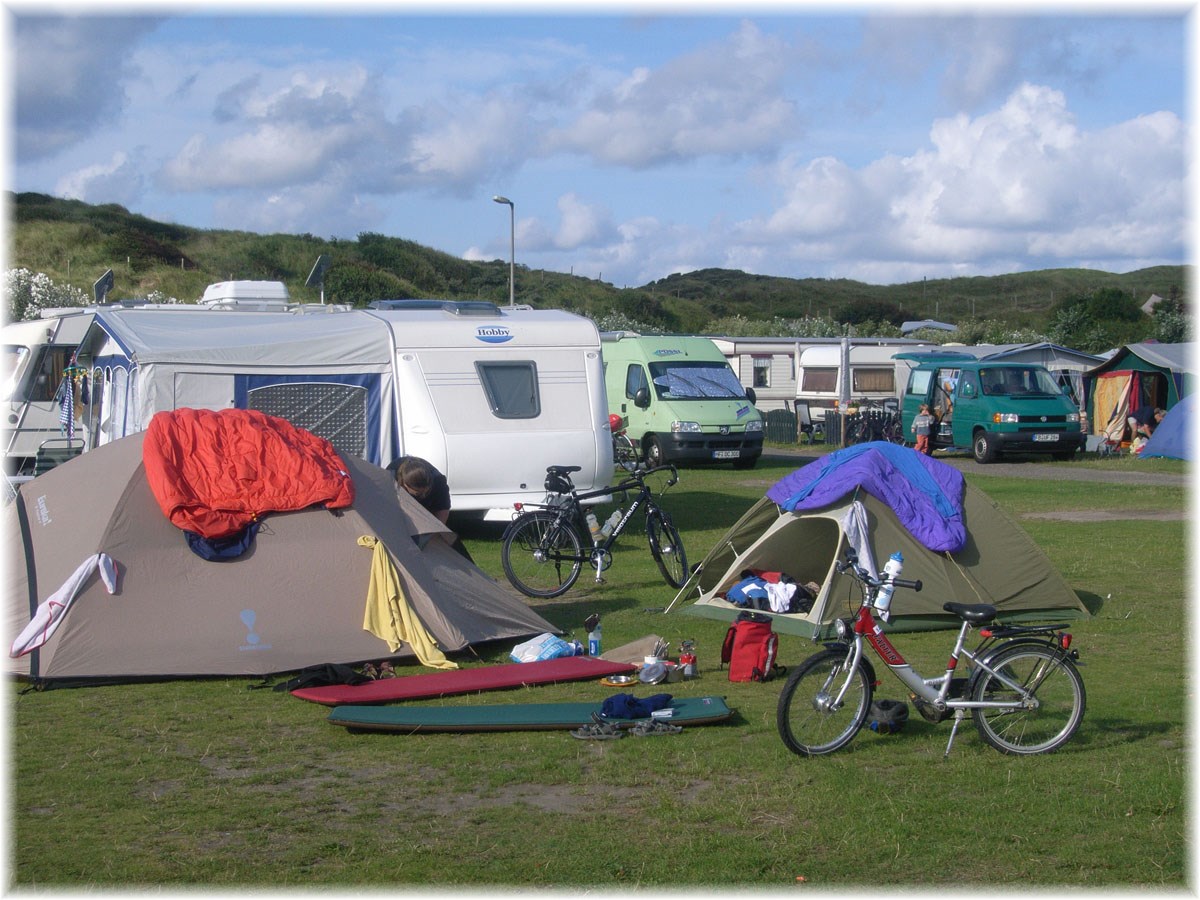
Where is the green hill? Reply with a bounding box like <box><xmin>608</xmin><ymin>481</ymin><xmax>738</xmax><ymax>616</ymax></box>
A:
<box><xmin>6</xmin><ymin>192</ymin><xmax>1189</xmax><ymax>345</ymax></box>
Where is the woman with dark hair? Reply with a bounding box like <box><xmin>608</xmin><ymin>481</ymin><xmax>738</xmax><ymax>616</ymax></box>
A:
<box><xmin>386</xmin><ymin>456</ymin><xmax>472</xmax><ymax>561</ymax></box>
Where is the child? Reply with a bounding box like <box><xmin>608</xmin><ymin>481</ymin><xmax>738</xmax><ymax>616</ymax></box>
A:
<box><xmin>912</xmin><ymin>403</ymin><xmax>934</xmax><ymax>455</ymax></box>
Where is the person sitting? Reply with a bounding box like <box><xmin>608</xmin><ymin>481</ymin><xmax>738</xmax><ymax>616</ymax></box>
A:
<box><xmin>387</xmin><ymin>456</ymin><xmax>473</xmax><ymax>561</ymax></box>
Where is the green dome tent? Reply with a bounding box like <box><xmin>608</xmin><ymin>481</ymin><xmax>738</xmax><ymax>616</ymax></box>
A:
<box><xmin>669</xmin><ymin>445</ymin><xmax>1096</xmax><ymax>639</ymax></box>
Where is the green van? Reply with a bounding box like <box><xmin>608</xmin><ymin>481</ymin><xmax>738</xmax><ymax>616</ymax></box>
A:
<box><xmin>898</xmin><ymin>352</ymin><xmax>1085</xmax><ymax>463</ymax></box>
<box><xmin>602</xmin><ymin>334</ymin><xmax>763</xmax><ymax>469</ymax></box>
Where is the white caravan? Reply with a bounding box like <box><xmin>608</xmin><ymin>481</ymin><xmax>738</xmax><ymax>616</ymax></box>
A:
<box><xmin>710</xmin><ymin>336</ymin><xmax>931</xmax><ymax>414</ymax></box>
<box><xmin>3</xmin><ymin>310</ymin><xmax>95</xmax><ymax>477</ymax></box>
<box><xmin>74</xmin><ymin>298</ymin><xmax>612</xmax><ymax>517</ymax></box>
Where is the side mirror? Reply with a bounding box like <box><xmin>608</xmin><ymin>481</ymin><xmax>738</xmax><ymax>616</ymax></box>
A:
<box><xmin>745</xmin><ymin>387</ymin><xmax>757</xmax><ymax>406</ymax></box>
<box><xmin>634</xmin><ymin>387</ymin><xmax>650</xmax><ymax>409</ymax></box>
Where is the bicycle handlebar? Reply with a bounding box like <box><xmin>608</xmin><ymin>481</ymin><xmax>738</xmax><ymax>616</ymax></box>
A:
<box><xmin>835</xmin><ymin>553</ymin><xmax>922</xmax><ymax>593</ymax></box>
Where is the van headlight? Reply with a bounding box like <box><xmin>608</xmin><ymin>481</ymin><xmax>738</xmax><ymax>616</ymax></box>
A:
<box><xmin>1066</xmin><ymin>412</ymin><xmax>1080</xmax><ymax>424</ymax></box>
<box><xmin>671</xmin><ymin>421</ymin><xmax>703</xmax><ymax>433</ymax></box>
<box><xmin>744</xmin><ymin>419</ymin><xmax>763</xmax><ymax>433</ymax></box>
<box><xmin>992</xmin><ymin>413</ymin><xmax>1019</xmax><ymax>424</ymax></box>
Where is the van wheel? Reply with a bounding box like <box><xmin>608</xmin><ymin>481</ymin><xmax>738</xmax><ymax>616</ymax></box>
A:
<box><xmin>973</xmin><ymin>430</ymin><xmax>999</xmax><ymax>464</ymax></box>
<box><xmin>644</xmin><ymin>435</ymin><xmax>666</xmax><ymax>468</ymax></box>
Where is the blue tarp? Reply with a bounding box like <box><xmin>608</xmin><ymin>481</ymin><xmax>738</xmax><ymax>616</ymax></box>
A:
<box><xmin>765</xmin><ymin>442</ymin><xmax>967</xmax><ymax>552</ymax></box>
<box><xmin>1140</xmin><ymin>394</ymin><xmax>1192</xmax><ymax>460</ymax></box>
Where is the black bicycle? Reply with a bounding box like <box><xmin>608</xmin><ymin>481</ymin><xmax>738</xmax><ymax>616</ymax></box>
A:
<box><xmin>500</xmin><ymin>464</ymin><xmax>687</xmax><ymax>598</ymax></box>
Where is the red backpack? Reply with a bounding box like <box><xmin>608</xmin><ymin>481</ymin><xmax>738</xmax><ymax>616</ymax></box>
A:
<box><xmin>721</xmin><ymin>612</ymin><xmax>784</xmax><ymax>682</ymax></box>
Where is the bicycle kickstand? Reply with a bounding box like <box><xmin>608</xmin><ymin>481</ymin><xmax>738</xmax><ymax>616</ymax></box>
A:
<box><xmin>943</xmin><ymin>709</ymin><xmax>967</xmax><ymax>759</ymax></box>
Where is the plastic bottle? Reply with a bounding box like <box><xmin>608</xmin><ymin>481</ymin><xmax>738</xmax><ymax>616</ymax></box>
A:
<box><xmin>585</xmin><ymin>511</ymin><xmax>602</xmax><ymax>544</ymax></box>
<box><xmin>874</xmin><ymin>552</ymin><xmax>904</xmax><ymax>621</ymax></box>
<box><xmin>600</xmin><ymin>509</ymin><xmax>622</xmax><ymax>539</ymax></box>
<box><xmin>588</xmin><ymin>621</ymin><xmax>602</xmax><ymax>656</ymax></box>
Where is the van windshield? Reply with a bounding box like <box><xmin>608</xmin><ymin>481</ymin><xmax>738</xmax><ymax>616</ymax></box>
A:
<box><xmin>979</xmin><ymin>366</ymin><xmax>1061</xmax><ymax>397</ymax></box>
<box><xmin>648</xmin><ymin>361</ymin><xmax>746</xmax><ymax>400</ymax></box>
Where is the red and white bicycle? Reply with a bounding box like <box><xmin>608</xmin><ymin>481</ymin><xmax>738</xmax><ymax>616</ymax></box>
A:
<box><xmin>776</xmin><ymin>549</ymin><xmax>1086</xmax><ymax>758</ymax></box>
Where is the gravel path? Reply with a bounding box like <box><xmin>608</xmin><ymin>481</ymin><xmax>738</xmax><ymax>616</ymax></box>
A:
<box><xmin>762</xmin><ymin>447</ymin><xmax>1189</xmax><ymax>488</ymax></box>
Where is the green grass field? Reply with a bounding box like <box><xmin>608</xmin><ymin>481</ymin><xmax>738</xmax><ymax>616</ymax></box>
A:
<box><xmin>10</xmin><ymin>454</ymin><xmax>1189</xmax><ymax>888</ymax></box>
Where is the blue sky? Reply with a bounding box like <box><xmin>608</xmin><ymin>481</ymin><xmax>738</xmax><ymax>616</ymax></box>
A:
<box><xmin>7</xmin><ymin>5</ymin><xmax>1191</xmax><ymax>290</ymax></box>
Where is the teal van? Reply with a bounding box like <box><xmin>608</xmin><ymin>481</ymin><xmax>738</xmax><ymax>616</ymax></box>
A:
<box><xmin>602</xmin><ymin>334</ymin><xmax>763</xmax><ymax>469</ymax></box>
<box><xmin>898</xmin><ymin>351</ymin><xmax>1085</xmax><ymax>463</ymax></box>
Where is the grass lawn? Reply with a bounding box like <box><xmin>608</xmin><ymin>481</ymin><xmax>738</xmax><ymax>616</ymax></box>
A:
<box><xmin>9</xmin><ymin>452</ymin><xmax>1189</xmax><ymax>888</ymax></box>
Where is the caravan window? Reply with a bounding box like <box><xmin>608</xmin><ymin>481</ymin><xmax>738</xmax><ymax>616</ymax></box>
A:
<box><xmin>2</xmin><ymin>344</ymin><xmax>30</xmax><ymax>402</ymax></box>
<box><xmin>23</xmin><ymin>346</ymin><xmax>76</xmax><ymax>403</ymax></box>
<box><xmin>752</xmin><ymin>357</ymin><xmax>771</xmax><ymax>388</ymax></box>
<box><xmin>802</xmin><ymin>366</ymin><xmax>837</xmax><ymax>393</ymax></box>
<box><xmin>477</xmin><ymin>361</ymin><xmax>540</xmax><ymax>418</ymax></box>
<box><xmin>852</xmin><ymin>367</ymin><xmax>894</xmax><ymax>393</ymax></box>
<box><xmin>647</xmin><ymin>360</ymin><xmax>745</xmax><ymax>400</ymax></box>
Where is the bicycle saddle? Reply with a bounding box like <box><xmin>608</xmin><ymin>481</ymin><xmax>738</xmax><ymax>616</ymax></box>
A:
<box><xmin>942</xmin><ymin>602</ymin><xmax>998</xmax><ymax>625</ymax></box>
<box><xmin>546</xmin><ymin>465</ymin><xmax>581</xmax><ymax>475</ymax></box>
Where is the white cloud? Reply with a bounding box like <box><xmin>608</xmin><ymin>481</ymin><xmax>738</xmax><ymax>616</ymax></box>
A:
<box><xmin>547</xmin><ymin>20</ymin><xmax>799</xmax><ymax>168</ymax></box>
<box><xmin>54</xmin><ymin>151</ymin><xmax>146</xmax><ymax>207</ymax></box>
<box><xmin>726</xmin><ymin>82</ymin><xmax>1186</xmax><ymax>281</ymax></box>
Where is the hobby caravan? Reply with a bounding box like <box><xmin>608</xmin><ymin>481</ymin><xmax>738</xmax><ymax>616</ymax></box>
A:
<box><xmin>73</xmin><ymin>297</ymin><xmax>611</xmax><ymax>516</ymax></box>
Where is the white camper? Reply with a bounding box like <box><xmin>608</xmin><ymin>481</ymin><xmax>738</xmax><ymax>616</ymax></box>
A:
<box><xmin>711</xmin><ymin>336</ymin><xmax>931</xmax><ymax>414</ymax></box>
<box><xmin>3</xmin><ymin>310</ymin><xmax>95</xmax><ymax>478</ymax></box>
<box><xmin>74</xmin><ymin>298</ymin><xmax>612</xmax><ymax>517</ymax></box>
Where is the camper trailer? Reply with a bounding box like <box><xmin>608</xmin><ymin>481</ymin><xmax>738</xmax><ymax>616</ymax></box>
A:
<box><xmin>74</xmin><ymin>298</ymin><xmax>612</xmax><ymax>517</ymax></box>
<box><xmin>710</xmin><ymin>337</ymin><xmax>931</xmax><ymax>415</ymax></box>
<box><xmin>3</xmin><ymin>310</ymin><xmax>94</xmax><ymax>478</ymax></box>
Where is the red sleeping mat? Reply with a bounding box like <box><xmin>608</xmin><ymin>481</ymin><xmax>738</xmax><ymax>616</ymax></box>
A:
<box><xmin>291</xmin><ymin>655</ymin><xmax>638</xmax><ymax>706</ymax></box>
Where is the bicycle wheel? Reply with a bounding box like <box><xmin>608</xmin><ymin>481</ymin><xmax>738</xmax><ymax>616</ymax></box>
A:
<box><xmin>646</xmin><ymin>510</ymin><xmax>687</xmax><ymax>589</ymax></box>
<box><xmin>613</xmin><ymin>433</ymin><xmax>639</xmax><ymax>471</ymax></box>
<box><xmin>971</xmin><ymin>644</ymin><xmax>1086</xmax><ymax>755</ymax></box>
<box><xmin>501</xmin><ymin>510</ymin><xmax>583</xmax><ymax>598</ymax></box>
<box><xmin>777</xmin><ymin>649</ymin><xmax>872</xmax><ymax>756</ymax></box>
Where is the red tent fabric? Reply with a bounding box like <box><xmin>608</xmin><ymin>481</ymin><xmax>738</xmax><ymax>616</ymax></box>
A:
<box><xmin>143</xmin><ymin>407</ymin><xmax>354</xmax><ymax>538</ymax></box>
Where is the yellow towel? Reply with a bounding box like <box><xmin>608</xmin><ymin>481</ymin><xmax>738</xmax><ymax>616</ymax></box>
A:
<box><xmin>358</xmin><ymin>535</ymin><xmax>457</xmax><ymax>670</ymax></box>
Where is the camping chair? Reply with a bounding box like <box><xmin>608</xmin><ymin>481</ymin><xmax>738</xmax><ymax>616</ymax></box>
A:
<box><xmin>33</xmin><ymin>437</ymin><xmax>84</xmax><ymax>477</ymax></box>
<box><xmin>796</xmin><ymin>402</ymin><xmax>823</xmax><ymax>443</ymax></box>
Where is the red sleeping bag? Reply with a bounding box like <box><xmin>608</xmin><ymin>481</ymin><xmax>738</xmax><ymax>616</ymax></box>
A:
<box><xmin>143</xmin><ymin>408</ymin><xmax>355</xmax><ymax>538</ymax></box>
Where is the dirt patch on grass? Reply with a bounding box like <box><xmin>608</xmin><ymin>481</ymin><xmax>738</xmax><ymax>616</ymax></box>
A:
<box><xmin>1022</xmin><ymin>509</ymin><xmax>1186</xmax><ymax>522</ymax></box>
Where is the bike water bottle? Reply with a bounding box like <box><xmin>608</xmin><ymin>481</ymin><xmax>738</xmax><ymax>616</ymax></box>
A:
<box><xmin>875</xmin><ymin>552</ymin><xmax>904</xmax><ymax>621</ymax></box>
<box><xmin>585</xmin><ymin>511</ymin><xmax>602</xmax><ymax>544</ymax></box>
<box><xmin>588</xmin><ymin>620</ymin><xmax>602</xmax><ymax>656</ymax></box>
<box><xmin>600</xmin><ymin>509</ymin><xmax>622</xmax><ymax>539</ymax></box>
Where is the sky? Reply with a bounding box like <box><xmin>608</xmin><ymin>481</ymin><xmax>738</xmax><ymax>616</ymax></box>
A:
<box><xmin>4</xmin><ymin>3</ymin><xmax>1192</xmax><ymax>290</ymax></box>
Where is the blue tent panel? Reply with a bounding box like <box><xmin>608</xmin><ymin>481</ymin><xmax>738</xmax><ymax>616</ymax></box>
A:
<box><xmin>1141</xmin><ymin>394</ymin><xmax>1193</xmax><ymax>460</ymax></box>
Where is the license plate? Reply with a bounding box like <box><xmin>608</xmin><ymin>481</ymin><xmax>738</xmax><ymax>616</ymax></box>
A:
<box><xmin>713</xmin><ymin>450</ymin><xmax>740</xmax><ymax>459</ymax></box>
<box><xmin>1032</xmin><ymin>433</ymin><xmax>1059</xmax><ymax>442</ymax></box>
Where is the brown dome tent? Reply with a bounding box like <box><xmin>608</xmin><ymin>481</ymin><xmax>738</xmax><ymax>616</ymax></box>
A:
<box><xmin>6</xmin><ymin>431</ymin><xmax>557</xmax><ymax>683</ymax></box>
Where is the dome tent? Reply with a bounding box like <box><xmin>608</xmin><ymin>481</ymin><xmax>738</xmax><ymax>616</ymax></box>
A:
<box><xmin>670</xmin><ymin>443</ymin><xmax>1094</xmax><ymax>639</ymax></box>
<box><xmin>6</xmin><ymin>427</ymin><xmax>556</xmax><ymax>683</ymax></box>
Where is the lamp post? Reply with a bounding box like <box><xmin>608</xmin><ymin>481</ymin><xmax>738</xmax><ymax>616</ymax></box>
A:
<box><xmin>492</xmin><ymin>195</ymin><xmax>515</xmax><ymax>306</ymax></box>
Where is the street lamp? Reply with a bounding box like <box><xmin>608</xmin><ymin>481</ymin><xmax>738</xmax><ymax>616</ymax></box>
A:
<box><xmin>492</xmin><ymin>195</ymin><xmax>515</xmax><ymax>306</ymax></box>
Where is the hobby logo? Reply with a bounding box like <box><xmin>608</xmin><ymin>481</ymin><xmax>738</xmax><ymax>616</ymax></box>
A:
<box><xmin>475</xmin><ymin>326</ymin><xmax>513</xmax><ymax>344</ymax></box>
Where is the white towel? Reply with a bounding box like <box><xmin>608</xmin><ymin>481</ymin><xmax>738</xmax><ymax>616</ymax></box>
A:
<box><xmin>11</xmin><ymin>553</ymin><xmax>117</xmax><ymax>657</ymax></box>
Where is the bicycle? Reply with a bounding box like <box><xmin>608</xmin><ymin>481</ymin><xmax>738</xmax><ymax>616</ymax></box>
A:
<box><xmin>609</xmin><ymin>413</ymin><xmax>639</xmax><ymax>471</ymax></box>
<box><xmin>500</xmin><ymin>464</ymin><xmax>687</xmax><ymax>599</ymax></box>
<box><xmin>776</xmin><ymin>548</ymin><xmax>1085</xmax><ymax>758</ymax></box>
